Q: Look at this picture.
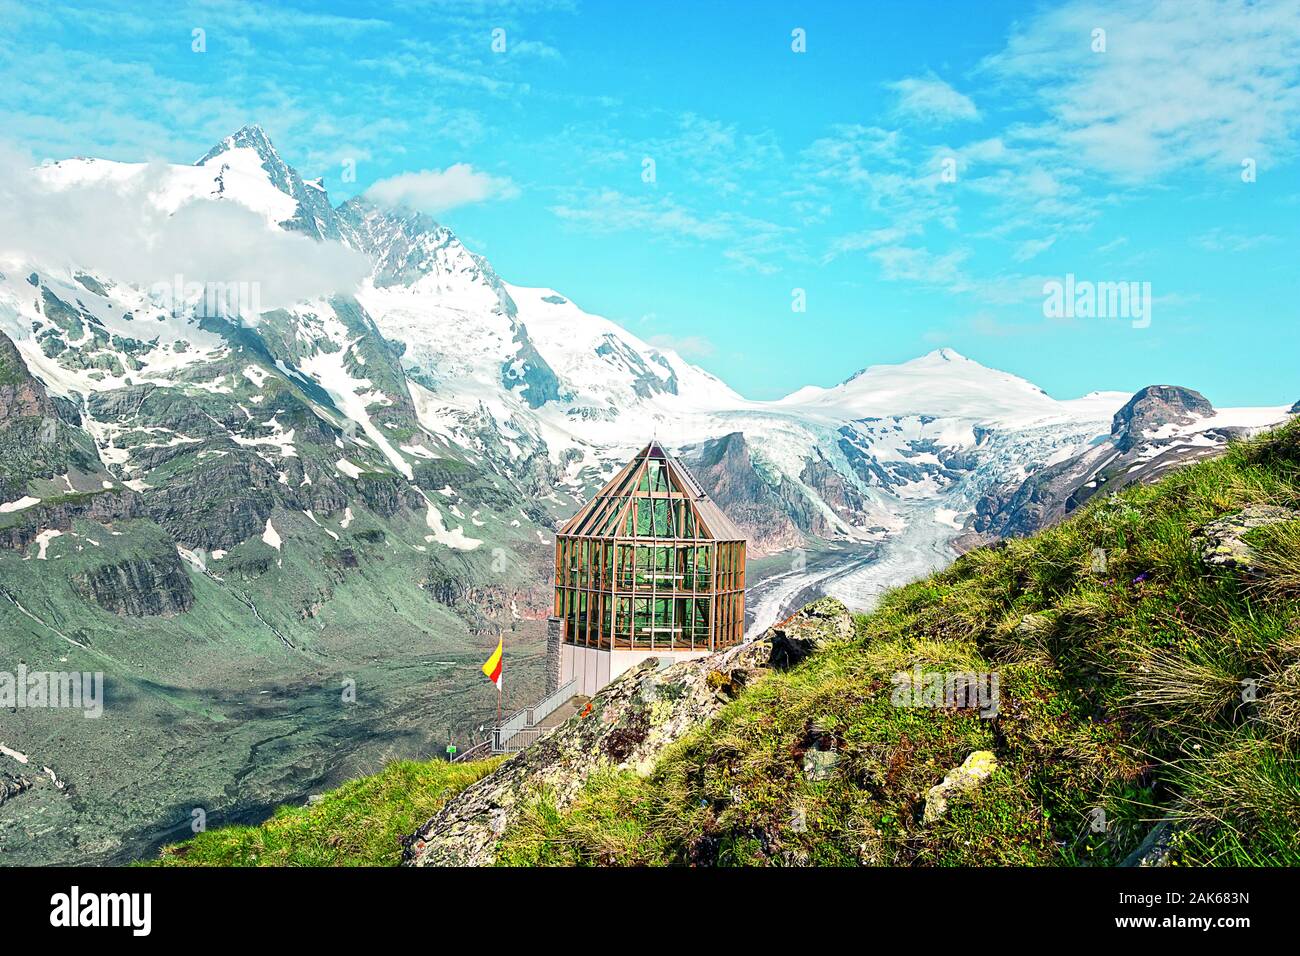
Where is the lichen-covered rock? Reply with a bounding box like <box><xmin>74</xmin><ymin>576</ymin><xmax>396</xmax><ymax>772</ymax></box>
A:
<box><xmin>802</xmin><ymin>747</ymin><xmax>839</xmax><ymax>781</ymax></box>
<box><xmin>1196</xmin><ymin>504</ymin><xmax>1300</xmax><ymax>571</ymax></box>
<box><xmin>922</xmin><ymin>750</ymin><xmax>997</xmax><ymax>825</ymax></box>
<box><xmin>769</xmin><ymin>596</ymin><xmax>855</xmax><ymax>668</ymax></box>
<box><xmin>0</xmin><ymin>770</ymin><xmax>32</xmax><ymax>808</ymax></box>
<box><xmin>1121</xmin><ymin>821</ymin><xmax>1175</xmax><ymax>867</ymax></box>
<box><xmin>401</xmin><ymin>598</ymin><xmax>855</xmax><ymax>867</ymax></box>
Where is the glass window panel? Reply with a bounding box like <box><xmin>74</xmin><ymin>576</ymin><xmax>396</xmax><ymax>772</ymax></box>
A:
<box><xmin>653</xmin><ymin>499</ymin><xmax>669</xmax><ymax>536</ymax></box>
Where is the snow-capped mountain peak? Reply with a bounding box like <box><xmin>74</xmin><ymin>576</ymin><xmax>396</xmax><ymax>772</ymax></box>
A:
<box><xmin>777</xmin><ymin>347</ymin><xmax>1062</xmax><ymax>425</ymax></box>
<box><xmin>7</xmin><ymin>127</ymin><xmax>1285</xmax><ymax>595</ymax></box>
<box><xmin>196</xmin><ymin>125</ymin><xmax>342</xmax><ymax>240</ymax></box>
<box><xmin>197</xmin><ymin>123</ymin><xmax>283</xmax><ymax>167</ymax></box>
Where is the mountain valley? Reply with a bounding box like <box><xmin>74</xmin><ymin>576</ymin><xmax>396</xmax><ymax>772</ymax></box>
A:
<box><xmin>0</xmin><ymin>127</ymin><xmax>1291</xmax><ymax>865</ymax></box>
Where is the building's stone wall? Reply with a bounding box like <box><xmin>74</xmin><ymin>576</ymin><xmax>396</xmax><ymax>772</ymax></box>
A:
<box><xmin>545</xmin><ymin>616</ymin><xmax>562</xmax><ymax>694</ymax></box>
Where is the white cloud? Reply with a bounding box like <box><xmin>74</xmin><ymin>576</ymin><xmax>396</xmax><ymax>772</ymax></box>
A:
<box><xmin>551</xmin><ymin>189</ymin><xmax>729</xmax><ymax>240</ymax></box>
<box><xmin>887</xmin><ymin>73</ymin><xmax>980</xmax><ymax>123</ymax></box>
<box><xmin>826</xmin><ymin>226</ymin><xmax>917</xmax><ymax>260</ymax></box>
<box><xmin>870</xmin><ymin>245</ymin><xmax>971</xmax><ymax>288</ymax></box>
<box><xmin>549</xmin><ymin>188</ymin><xmax>789</xmax><ymax>273</ymax></box>
<box><xmin>365</xmin><ymin>164</ymin><xmax>519</xmax><ymax>213</ymax></box>
<box><xmin>984</xmin><ymin>0</ymin><xmax>1300</xmax><ymax>179</ymax></box>
<box><xmin>1192</xmin><ymin>228</ymin><xmax>1278</xmax><ymax>253</ymax></box>
<box><xmin>509</xmin><ymin>38</ymin><xmax>564</xmax><ymax>61</ymax></box>
<box><xmin>0</xmin><ymin>145</ymin><xmax>369</xmax><ymax>313</ymax></box>
<box><xmin>1013</xmin><ymin>236</ymin><xmax>1056</xmax><ymax>261</ymax></box>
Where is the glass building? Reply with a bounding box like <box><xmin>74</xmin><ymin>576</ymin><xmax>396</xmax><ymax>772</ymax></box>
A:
<box><xmin>550</xmin><ymin>441</ymin><xmax>747</xmax><ymax>695</ymax></box>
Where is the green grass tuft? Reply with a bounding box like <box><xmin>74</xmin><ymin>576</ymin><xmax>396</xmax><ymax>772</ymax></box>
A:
<box><xmin>144</xmin><ymin>757</ymin><xmax>502</xmax><ymax>867</ymax></box>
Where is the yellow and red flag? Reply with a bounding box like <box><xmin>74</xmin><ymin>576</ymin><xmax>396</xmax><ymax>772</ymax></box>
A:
<box><xmin>481</xmin><ymin>636</ymin><xmax>503</xmax><ymax>690</ymax></box>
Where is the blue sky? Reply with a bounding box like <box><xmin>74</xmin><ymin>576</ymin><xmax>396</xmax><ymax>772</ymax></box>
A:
<box><xmin>1</xmin><ymin>0</ymin><xmax>1298</xmax><ymax>406</ymax></box>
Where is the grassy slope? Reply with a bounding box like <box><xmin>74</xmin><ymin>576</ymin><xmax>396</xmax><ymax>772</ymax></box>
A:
<box><xmin>145</xmin><ymin>757</ymin><xmax>502</xmax><ymax>866</ymax></box>
<box><xmin>498</xmin><ymin>421</ymin><xmax>1300</xmax><ymax>866</ymax></box>
<box><xmin>143</xmin><ymin>422</ymin><xmax>1300</xmax><ymax>867</ymax></box>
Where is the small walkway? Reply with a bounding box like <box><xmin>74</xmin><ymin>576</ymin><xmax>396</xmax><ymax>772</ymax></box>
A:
<box><xmin>533</xmin><ymin>695</ymin><xmax>589</xmax><ymax>731</ymax></box>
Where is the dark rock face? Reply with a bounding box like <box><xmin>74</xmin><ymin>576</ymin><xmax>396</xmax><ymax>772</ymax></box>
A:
<box><xmin>972</xmin><ymin>448</ymin><xmax>1102</xmax><ymax>539</ymax></box>
<box><xmin>0</xmin><ymin>333</ymin><xmax>56</xmax><ymax>421</ymax></box>
<box><xmin>423</xmin><ymin>554</ymin><xmax>548</xmax><ymax>635</ymax></box>
<box><xmin>681</xmin><ymin>431</ymin><xmax>820</xmax><ymax>554</ymax></box>
<box><xmin>501</xmin><ymin>325</ymin><xmax>562</xmax><ymax>409</ymax></box>
<box><xmin>144</xmin><ymin>456</ymin><xmax>280</xmax><ymax>551</ymax></box>
<box><xmin>0</xmin><ymin>490</ymin><xmax>144</xmax><ymax>552</ymax></box>
<box><xmin>800</xmin><ymin>449</ymin><xmax>870</xmax><ymax>529</ymax></box>
<box><xmin>591</xmin><ymin>334</ymin><xmax>676</xmax><ymax>400</ymax></box>
<box><xmin>1291</xmin><ymin>399</ymin><xmax>1300</xmax><ymax>415</ymax></box>
<box><xmin>1112</xmin><ymin>385</ymin><xmax>1214</xmax><ymax>452</ymax></box>
<box><xmin>0</xmin><ymin>332</ymin><xmax>109</xmax><ymax>499</ymax></box>
<box><xmin>73</xmin><ymin>549</ymin><xmax>195</xmax><ymax>616</ymax></box>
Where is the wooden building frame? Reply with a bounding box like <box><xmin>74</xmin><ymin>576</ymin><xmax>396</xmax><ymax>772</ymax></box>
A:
<box><xmin>554</xmin><ymin>441</ymin><xmax>746</xmax><ymax>654</ymax></box>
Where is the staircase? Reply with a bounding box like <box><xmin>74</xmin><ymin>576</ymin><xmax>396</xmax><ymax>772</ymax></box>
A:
<box><xmin>453</xmin><ymin>677</ymin><xmax>584</xmax><ymax>762</ymax></box>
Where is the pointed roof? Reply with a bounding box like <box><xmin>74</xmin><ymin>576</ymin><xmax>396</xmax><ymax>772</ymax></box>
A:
<box><xmin>559</xmin><ymin>441</ymin><xmax>744</xmax><ymax>542</ymax></box>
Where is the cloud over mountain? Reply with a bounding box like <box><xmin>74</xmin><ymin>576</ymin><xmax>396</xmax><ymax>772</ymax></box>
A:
<box><xmin>365</xmin><ymin>164</ymin><xmax>519</xmax><ymax>214</ymax></box>
<box><xmin>0</xmin><ymin>144</ymin><xmax>369</xmax><ymax>314</ymax></box>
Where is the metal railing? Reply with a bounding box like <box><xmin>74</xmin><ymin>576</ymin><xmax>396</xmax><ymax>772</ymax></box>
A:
<box><xmin>529</xmin><ymin>677</ymin><xmax>578</xmax><ymax>726</ymax></box>
<box><xmin>452</xmin><ymin>738</ymin><xmax>493</xmax><ymax>763</ymax></box>
<box><xmin>491</xmin><ymin>677</ymin><xmax>578</xmax><ymax>753</ymax></box>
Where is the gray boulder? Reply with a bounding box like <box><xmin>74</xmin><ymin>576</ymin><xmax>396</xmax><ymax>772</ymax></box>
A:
<box><xmin>1197</xmin><ymin>504</ymin><xmax>1300</xmax><ymax>571</ymax></box>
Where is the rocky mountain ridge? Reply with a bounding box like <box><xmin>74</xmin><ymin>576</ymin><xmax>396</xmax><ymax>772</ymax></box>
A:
<box><xmin>969</xmin><ymin>385</ymin><xmax>1289</xmax><ymax>541</ymax></box>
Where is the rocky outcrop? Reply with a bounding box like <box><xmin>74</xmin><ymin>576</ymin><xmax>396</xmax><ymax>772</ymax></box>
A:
<box><xmin>402</xmin><ymin>597</ymin><xmax>854</xmax><ymax>867</ymax></box>
<box><xmin>422</xmin><ymin>557</ymin><xmax>549</xmax><ymax>635</ymax></box>
<box><xmin>681</xmin><ymin>431</ymin><xmax>823</xmax><ymax>554</ymax></box>
<box><xmin>0</xmin><ymin>770</ymin><xmax>33</xmax><ymax>808</ymax></box>
<box><xmin>1111</xmin><ymin>385</ymin><xmax>1214</xmax><ymax>452</ymax></box>
<box><xmin>0</xmin><ymin>332</ymin><xmax>109</xmax><ymax>500</ymax></box>
<box><xmin>502</xmin><ymin>325</ymin><xmax>563</xmax><ymax>409</ymax></box>
<box><xmin>1195</xmin><ymin>504</ymin><xmax>1300</xmax><ymax>572</ymax></box>
<box><xmin>0</xmin><ymin>489</ymin><xmax>143</xmax><ymax>552</ymax></box>
<box><xmin>198</xmin><ymin>124</ymin><xmax>345</xmax><ymax>242</ymax></box>
<box><xmin>974</xmin><ymin>384</ymin><xmax>1285</xmax><ymax>540</ymax></box>
<box><xmin>800</xmin><ymin>449</ymin><xmax>870</xmax><ymax>529</ymax></box>
<box><xmin>1121</xmin><ymin>821</ymin><xmax>1176</xmax><ymax>867</ymax></box>
<box><xmin>73</xmin><ymin>548</ymin><xmax>195</xmax><ymax>616</ymax></box>
<box><xmin>0</xmin><ymin>333</ymin><xmax>57</xmax><ymax>423</ymax></box>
